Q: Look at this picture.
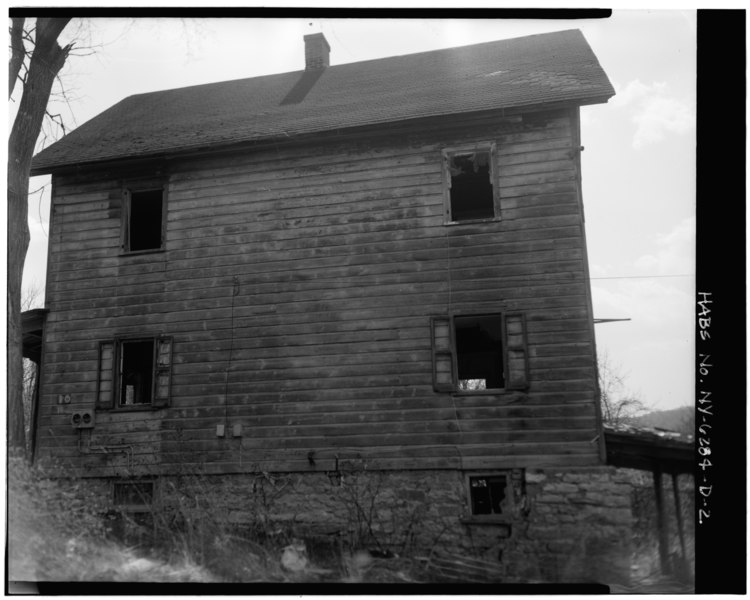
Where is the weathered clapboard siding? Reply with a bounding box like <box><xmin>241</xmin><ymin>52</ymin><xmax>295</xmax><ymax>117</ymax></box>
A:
<box><xmin>37</xmin><ymin>107</ymin><xmax>602</xmax><ymax>476</ymax></box>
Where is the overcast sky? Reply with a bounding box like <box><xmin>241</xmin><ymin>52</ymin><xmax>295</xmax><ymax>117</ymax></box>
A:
<box><xmin>18</xmin><ymin>10</ymin><xmax>697</xmax><ymax>413</ymax></box>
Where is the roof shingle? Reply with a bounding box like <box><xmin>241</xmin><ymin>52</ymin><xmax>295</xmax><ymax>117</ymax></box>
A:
<box><xmin>31</xmin><ymin>29</ymin><xmax>614</xmax><ymax>174</ymax></box>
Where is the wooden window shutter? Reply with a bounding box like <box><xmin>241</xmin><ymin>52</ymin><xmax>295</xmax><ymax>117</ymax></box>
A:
<box><xmin>431</xmin><ymin>316</ymin><xmax>455</xmax><ymax>392</ymax></box>
<box><xmin>153</xmin><ymin>336</ymin><xmax>173</xmax><ymax>408</ymax></box>
<box><xmin>442</xmin><ymin>151</ymin><xmax>453</xmax><ymax>223</ymax></box>
<box><xmin>160</xmin><ymin>187</ymin><xmax>167</xmax><ymax>249</ymax></box>
<box><xmin>97</xmin><ymin>341</ymin><xmax>116</xmax><ymax>409</ymax></box>
<box><xmin>504</xmin><ymin>313</ymin><xmax>529</xmax><ymax>390</ymax></box>
<box><xmin>121</xmin><ymin>188</ymin><xmax>131</xmax><ymax>252</ymax></box>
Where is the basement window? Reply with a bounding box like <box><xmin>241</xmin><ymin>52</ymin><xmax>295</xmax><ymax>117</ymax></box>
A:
<box><xmin>123</xmin><ymin>187</ymin><xmax>165</xmax><ymax>252</ymax></box>
<box><xmin>443</xmin><ymin>145</ymin><xmax>498</xmax><ymax>223</ymax></box>
<box><xmin>113</xmin><ymin>480</ymin><xmax>154</xmax><ymax>508</ymax></box>
<box><xmin>469</xmin><ymin>475</ymin><xmax>510</xmax><ymax>515</ymax></box>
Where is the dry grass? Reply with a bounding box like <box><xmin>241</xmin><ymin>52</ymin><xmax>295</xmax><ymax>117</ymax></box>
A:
<box><xmin>7</xmin><ymin>457</ymin><xmax>429</xmax><ymax>584</ymax></box>
<box><xmin>7</xmin><ymin>457</ymin><xmax>217</xmax><ymax>582</ymax></box>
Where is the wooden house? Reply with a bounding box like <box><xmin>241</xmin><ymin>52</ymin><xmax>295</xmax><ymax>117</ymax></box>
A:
<box><xmin>31</xmin><ymin>29</ymin><xmax>624</xmax><ymax>581</ymax></box>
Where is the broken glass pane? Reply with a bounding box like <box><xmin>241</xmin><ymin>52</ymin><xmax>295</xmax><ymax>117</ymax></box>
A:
<box><xmin>448</xmin><ymin>151</ymin><xmax>494</xmax><ymax>221</ymax></box>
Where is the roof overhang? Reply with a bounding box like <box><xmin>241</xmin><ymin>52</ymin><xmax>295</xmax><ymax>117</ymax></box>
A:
<box><xmin>22</xmin><ymin>308</ymin><xmax>48</xmax><ymax>363</ymax></box>
<box><xmin>604</xmin><ymin>426</ymin><xmax>694</xmax><ymax>475</ymax></box>
<box><xmin>31</xmin><ymin>99</ymin><xmax>612</xmax><ymax>177</ymax></box>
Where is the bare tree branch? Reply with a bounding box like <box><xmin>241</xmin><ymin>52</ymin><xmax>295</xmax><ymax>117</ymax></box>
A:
<box><xmin>28</xmin><ymin>183</ymin><xmax>47</xmax><ymax>196</ymax></box>
<box><xmin>44</xmin><ymin>110</ymin><xmax>68</xmax><ymax>136</ymax></box>
<box><xmin>29</xmin><ymin>183</ymin><xmax>50</xmax><ymax>238</ymax></box>
<box><xmin>598</xmin><ymin>352</ymin><xmax>646</xmax><ymax>426</ymax></box>
<box><xmin>51</xmin><ymin>72</ymin><xmax>79</xmax><ymax>128</ymax></box>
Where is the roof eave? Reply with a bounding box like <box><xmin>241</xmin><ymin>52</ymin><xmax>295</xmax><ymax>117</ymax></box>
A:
<box><xmin>30</xmin><ymin>93</ymin><xmax>615</xmax><ymax>177</ymax></box>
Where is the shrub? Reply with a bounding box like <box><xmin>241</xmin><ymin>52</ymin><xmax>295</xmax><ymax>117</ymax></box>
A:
<box><xmin>7</xmin><ymin>457</ymin><xmax>216</xmax><ymax>582</ymax></box>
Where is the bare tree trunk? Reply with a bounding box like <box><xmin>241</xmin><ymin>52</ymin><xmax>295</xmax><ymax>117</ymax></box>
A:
<box><xmin>9</xmin><ymin>18</ymin><xmax>26</xmax><ymax>98</ymax></box>
<box><xmin>8</xmin><ymin>17</ymin><xmax>71</xmax><ymax>455</ymax></box>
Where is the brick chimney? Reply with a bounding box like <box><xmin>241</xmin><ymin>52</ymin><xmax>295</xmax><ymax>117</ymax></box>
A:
<box><xmin>304</xmin><ymin>33</ymin><xmax>330</xmax><ymax>70</ymax></box>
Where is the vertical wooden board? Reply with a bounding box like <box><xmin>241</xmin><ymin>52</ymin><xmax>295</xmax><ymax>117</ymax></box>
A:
<box><xmin>506</xmin><ymin>331</ymin><xmax>524</xmax><ymax>348</ymax></box>
<box><xmin>506</xmin><ymin>317</ymin><xmax>524</xmax><ymax>337</ymax></box>
<box><xmin>433</xmin><ymin>321</ymin><xmax>451</xmax><ymax>351</ymax></box>
<box><xmin>507</xmin><ymin>352</ymin><xmax>526</xmax><ymax>374</ymax></box>
<box><xmin>435</xmin><ymin>355</ymin><xmax>453</xmax><ymax>386</ymax></box>
<box><xmin>157</xmin><ymin>338</ymin><xmax>172</xmax><ymax>367</ymax></box>
<box><xmin>156</xmin><ymin>372</ymin><xmax>170</xmax><ymax>398</ymax></box>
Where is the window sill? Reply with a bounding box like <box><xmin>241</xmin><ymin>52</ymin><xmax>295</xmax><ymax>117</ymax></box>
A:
<box><xmin>460</xmin><ymin>515</ymin><xmax>512</xmax><ymax>525</ymax></box>
<box><xmin>105</xmin><ymin>405</ymin><xmax>164</xmax><ymax>413</ymax></box>
<box><xmin>444</xmin><ymin>217</ymin><xmax>501</xmax><ymax>226</ymax></box>
<box><xmin>452</xmin><ymin>388</ymin><xmax>506</xmax><ymax>396</ymax></box>
<box><xmin>119</xmin><ymin>248</ymin><xmax>165</xmax><ymax>257</ymax></box>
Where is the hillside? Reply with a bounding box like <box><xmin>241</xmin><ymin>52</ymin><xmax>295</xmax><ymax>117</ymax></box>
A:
<box><xmin>627</xmin><ymin>405</ymin><xmax>694</xmax><ymax>435</ymax></box>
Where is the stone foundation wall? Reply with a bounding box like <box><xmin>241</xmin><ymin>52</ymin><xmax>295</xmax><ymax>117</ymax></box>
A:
<box><xmin>89</xmin><ymin>464</ymin><xmax>636</xmax><ymax>584</ymax></box>
<box><xmin>501</xmin><ymin>467</ymin><xmax>634</xmax><ymax>584</ymax></box>
<box><xmin>158</xmin><ymin>468</ymin><xmax>469</xmax><ymax>557</ymax></box>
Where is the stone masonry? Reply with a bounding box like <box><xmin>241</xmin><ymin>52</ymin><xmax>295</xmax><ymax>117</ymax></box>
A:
<box><xmin>48</xmin><ymin>461</ymin><xmax>646</xmax><ymax>584</ymax></box>
<box><xmin>501</xmin><ymin>466</ymin><xmax>634</xmax><ymax>584</ymax></box>
<box><xmin>146</xmin><ymin>464</ymin><xmax>636</xmax><ymax>584</ymax></box>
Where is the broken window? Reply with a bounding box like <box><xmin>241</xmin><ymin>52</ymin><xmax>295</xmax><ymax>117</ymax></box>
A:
<box><xmin>430</xmin><ymin>313</ymin><xmax>528</xmax><ymax>393</ymax></box>
<box><xmin>123</xmin><ymin>188</ymin><xmax>164</xmax><ymax>252</ymax></box>
<box><xmin>469</xmin><ymin>475</ymin><xmax>509</xmax><ymax>515</ymax></box>
<box><xmin>443</xmin><ymin>145</ymin><xmax>497</xmax><ymax>222</ymax></box>
<box><xmin>113</xmin><ymin>480</ymin><xmax>154</xmax><ymax>508</ymax></box>
<box><xmin>97</xmin><ymin>336</ymin><xmax>173</xmax><ymax>410</ymax></box>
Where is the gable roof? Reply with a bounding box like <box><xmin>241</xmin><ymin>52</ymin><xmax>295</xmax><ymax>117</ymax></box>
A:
<box><xmin>31</xmin><ymin>29</ymin><xmax>614</xmax><ymax>174</ymax></box>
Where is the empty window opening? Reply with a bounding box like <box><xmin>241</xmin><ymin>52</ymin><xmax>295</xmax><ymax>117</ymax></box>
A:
<box><xmin>99</xmin><ymin>336</ymin><xmax>172</xmax><ymax>410</ymax></box>
<box><xmin>470</xmin><ymin>475</ymin><xmax>508</xmax><ymax>515</ymax></box>
<box><xmin>448</xmin><ymin>151</ymin><xmax>495</xmax><ymax>221</ymax></box>
<box><xmin>114</xmin><ymin>480</ymin><xmax>154</xmax><ymax>507</ymax></box>
<box><xmin>119</xmin><ymin>340</ymin><xmax>154</xmax><ymax>406</ymax></box>
<box><xmin>128</xmin><ymin>189</ymin><xmax>163</xmax><ymax>251</ymax></box>
<box><xmin>455</xmin><ymin>315</ymin><xmax>505</xmax><ymax>390</ymax></box>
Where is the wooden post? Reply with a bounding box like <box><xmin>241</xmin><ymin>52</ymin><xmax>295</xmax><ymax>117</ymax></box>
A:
<box><xmin>653</xmin><ymin>466</ymin><xmax>670</xmax><ymax>574</ymax></box>
<box><xmin>671</xmin><ymin>473</ymin><xmax>687</xmax><ymax>567</ymax></box>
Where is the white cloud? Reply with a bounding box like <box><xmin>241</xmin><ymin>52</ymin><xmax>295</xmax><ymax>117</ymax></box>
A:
<box><xmin>592</xmin><ymin>276</ymin><xmax>693</xmax><ymax>328</ymax></box>
<box><xmin>611</xmin><ymin>79</ymin><xmax>695</xmax><ymax>149</ymax></box>
<box><xmin>591</xmin><ymin>216</ymin><xmax>695</xmax><ymax>412</ymax></box>
<box><xmin>593</xmin><ymin>216</ymin><xmax>695</xmax><ymax>326</ymax></box>
<box><xmin>592</xmin><ymin>275</ymin><xmax>694</xmax><ymax>411</ymax></box>
<box><xmin>579</xmin><ymin>109</ymin><xmax>598</xmax><ymax>130</ymax></box>
<box><xmin>634</xmin><ymin>216</ymin><xmax>695</xmax><ymax>276</ymax></box>
<box><xmin>589</xmin><ymin>263</ymin><xmax>616</xmax><ymax>278</ymax></box>
<box><xmin>611</xmin><ymin>79</ymin><xmax>654</xmax><ymax>107</ymax></box>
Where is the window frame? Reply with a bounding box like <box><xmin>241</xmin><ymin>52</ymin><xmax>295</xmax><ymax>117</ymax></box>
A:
<box><xmin>464</xmin><ymin>471</ymin><xmax>514</xmax><ymax>523</ymax></box>
<box><xmin>112</xmin><ymin>479</ymin><xmax>156</xmax><ymax>511</ymax></box>
<box><xmin>96</xmin><ymin>335</ymin><xmax>173</xmax><ymax>411</ymax></box>
<box><xmin>120</xmin><ymin>181</ymin><xmax>167</xmax><ymax>255</ymax></box>
<box><xmin>442</xmin><ymin>142</ymin><xmax>500</xmax><ymax>225</ymax></box>
<box><xmin>430</xmin><ymin>312</ymin><xmax>528</xmax><ymax>395</ymax></box>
